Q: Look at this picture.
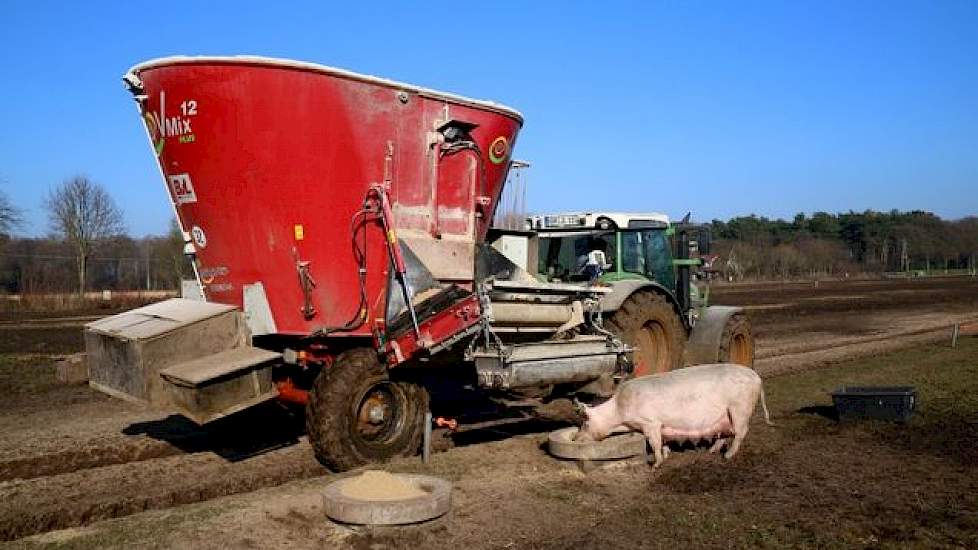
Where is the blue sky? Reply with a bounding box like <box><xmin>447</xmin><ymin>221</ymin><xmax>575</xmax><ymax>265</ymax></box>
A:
<box><xmin>1</xmin><ymin>0</ymin><xmax>976</xmax><ymax>237</ymax></box>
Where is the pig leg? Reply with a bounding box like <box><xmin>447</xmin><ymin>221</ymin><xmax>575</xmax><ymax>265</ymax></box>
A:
<box><xmin>724</xmin><ymin>409</ymin><xmax>750</xmax><ymax>459</ymax></box>
<box><xmin>641</xmin><ymin>443</ymin><xmax>669</xmax><ymax>463</ymax></box>
<box><xmin>708</xmin><ymin>437</ymin><xmax>728</xmax><ymax>454</ymax></box>
<box><xmin>637</xmin><ymin>420</ymin><xmax>665</xmax><ymax>467</ymax></box>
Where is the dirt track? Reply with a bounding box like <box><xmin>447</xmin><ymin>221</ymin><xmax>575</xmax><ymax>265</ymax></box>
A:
<box><xmin>1</xmin><ymin>276</ymin><xmax>976</xmax><ymax>543</ymax></box>
<box><xmin>712</xmin><ymin>277</ymin><xmax>978</xmax><ymax>375</ymax></box>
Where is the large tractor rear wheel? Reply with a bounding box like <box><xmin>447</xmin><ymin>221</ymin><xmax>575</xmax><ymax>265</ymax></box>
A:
<box><xmin>718</xmin><ymin>312</ymin><xmax>754</xmax><ymax>367</ymax></box>
<box><xmin>606</xmin><ymin>291</ymin><xmax>685</xmax><ymax>377</ymax></box>
<box><xmin>306</xmin><ymin>347</ymin><xmax>428</xmax><ymax>471</ymax></box>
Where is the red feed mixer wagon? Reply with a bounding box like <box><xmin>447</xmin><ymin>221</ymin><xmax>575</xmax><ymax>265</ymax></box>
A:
<box><xmin>87</xmin><ymin>56</ymin><xmax>745</xmax><ymax>471</ymax></box>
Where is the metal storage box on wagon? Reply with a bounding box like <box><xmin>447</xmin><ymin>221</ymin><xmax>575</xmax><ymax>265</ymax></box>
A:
<box><xmin>86</xmin><ymin>299</ymin><xmax>280</xmax><ymax>423</ymax></box>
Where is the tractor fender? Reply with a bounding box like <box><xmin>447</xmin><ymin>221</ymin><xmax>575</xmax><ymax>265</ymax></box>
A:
<box><xmin>599</xmin><ymin>280</ymin><xmax>687</xmax><ymax>328</ymax></box>
<box><xmin>686</xmin><ymin>305</ymin><xmax>744</xmax><ymax>365</ymax></box>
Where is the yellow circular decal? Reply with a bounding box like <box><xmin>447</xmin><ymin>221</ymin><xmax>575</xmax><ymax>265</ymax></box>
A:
<box><xmin>489</xmin><ymin>136</ymin><xmax>509</xmax><ymax>165</ymax></box>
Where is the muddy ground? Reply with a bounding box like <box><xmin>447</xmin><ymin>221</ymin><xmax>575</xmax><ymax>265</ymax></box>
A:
<box><xmin>0</xmin><ymin>276</ymin><xmax>977</xmax><ymax>547</ymax></box>
<box><xmin>7</xmin><ymin>338</ymin><xmax>978</xmax><ymax>549</ymax></box>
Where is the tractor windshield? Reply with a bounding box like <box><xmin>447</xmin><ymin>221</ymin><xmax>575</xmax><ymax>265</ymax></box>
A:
<box><xmin>538</xmin><ymin>231</ymin><xmax>616</xmax><ymax>282</ymax></box>
<box><xmin>537</xmin><ymin>229</ymin><xmax>675</xmax><ymax>288</ymax></box>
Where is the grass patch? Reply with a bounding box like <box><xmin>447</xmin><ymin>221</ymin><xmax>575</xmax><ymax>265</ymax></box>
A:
<box><xmin>648</xmin><ymin>337</ymin><xmax>978</xmax><ymax>549</ymax></box>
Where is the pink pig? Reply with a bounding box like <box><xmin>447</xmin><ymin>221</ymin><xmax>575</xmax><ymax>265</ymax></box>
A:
<box><xmin>576</xmin><ymin>363</ymin><xmax>772</xmax><ymax>467</ymax></box>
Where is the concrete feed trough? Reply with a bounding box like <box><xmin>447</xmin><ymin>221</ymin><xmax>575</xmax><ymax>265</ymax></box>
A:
<box><xmin>547</xmin><ymin>427</ymin><xmax>647</xmax><ymax>460</ymax></box>
<box><xmin>323</xmin><ymin>471</ymin><xmax>452</xmax><ymax>525</ymax></box>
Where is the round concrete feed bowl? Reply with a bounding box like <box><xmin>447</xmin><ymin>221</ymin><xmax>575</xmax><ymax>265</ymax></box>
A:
<box><xmin>548</xmin><ymin>427</ymin><xmax>647</xmax><ymax>460</ymax></box>
<box><xmin>323</xmin><ymin>474</ymin><xmax>452</xmax><ymax>525</ymax></box>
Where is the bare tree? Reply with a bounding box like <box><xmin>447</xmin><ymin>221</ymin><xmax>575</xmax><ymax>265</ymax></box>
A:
<box><xmin>45</xmin><ymin>176</ymin><xmax>125</xmax><ymax>293</ymax></box>
<box><xmin>0</xmin><ymin>189</ymin><xmax>21</xmax><ymax>236</ymax></box>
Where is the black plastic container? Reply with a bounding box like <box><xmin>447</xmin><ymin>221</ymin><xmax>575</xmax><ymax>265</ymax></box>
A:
<box><xmin>830</xmin><ymin>386</ymin><xmax>917</xmax><ymax>423</ymax></box>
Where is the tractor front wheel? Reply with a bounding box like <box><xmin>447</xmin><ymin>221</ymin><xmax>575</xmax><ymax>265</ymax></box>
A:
<box><xmin>305</xmin><ymin>347</ymin><xmax>428</xmax><ymax>471</ymax></box>
<box><xmin>606</xmin><ymin>291</ymin><xmax>685</xmax><ymax>377</ymax></box>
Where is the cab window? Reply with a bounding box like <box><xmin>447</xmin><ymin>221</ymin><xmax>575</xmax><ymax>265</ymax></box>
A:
<box><xmin>621</xmin><ymin>231</ymin><xmax>645</xmax><ymax>275</ymax></box>
<box><xmin>538</xmin><ymin>232</ymin><xmax>616</xmax><ymax>282</ymax></box>
<box><xmin>643</xmin><ymin>229</ymin><xmax>675</xmax><ymax>288</ymax></box>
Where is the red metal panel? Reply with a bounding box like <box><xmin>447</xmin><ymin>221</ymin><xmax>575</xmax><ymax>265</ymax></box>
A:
<box><xmin>384</xmin><ymin>293</ymin><xmax>482</xmax><ymax>366</ymax></box>
<box><xmin>130</xmin><ymin>58</ymin><xmax>522</xmax><ymax>337</ymax></box>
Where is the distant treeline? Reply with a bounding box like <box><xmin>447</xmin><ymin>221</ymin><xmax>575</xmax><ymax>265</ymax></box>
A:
<box><xmin>0</xmin><ymin>223</ymin><xmax>190</xmax><ymax>294</ymax></box>
<box><xmin>709</xmin><ymin>210</ymin><xmax>978</xmax><ymax>280</ymax></box>
<box><xmin>2</xmin><ymin>185</ymin><xmax>976</xmax><ymax>293</ymax></box>
<box><xmin>1</xmin><ymin>178</ymin><xmax>194</xmax><ymax>296</ymax></box>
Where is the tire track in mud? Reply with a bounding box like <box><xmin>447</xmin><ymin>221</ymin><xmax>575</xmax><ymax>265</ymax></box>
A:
<box><xmin>755</xmin><ymin>324</ymin><xmax>970</xmax><ymax>378</ymax></box>
<box><xmin>0</xmin><ymin>441</ymin><xmax>325</xmax><ymax>542</ymax></box>
<box><xmin>755</xmin><ymin>319</ymin><xmax>975</xmax><ymax>361</ymax></box>
<box><xmin>0</xmin><ymin>404</ymin><xmax>309</xmax><ymax>484</ymax></box>
<box><xmin>0</xmin><ymin>436</ymin><xmax>194</xmax><ymax>483</ymax></box>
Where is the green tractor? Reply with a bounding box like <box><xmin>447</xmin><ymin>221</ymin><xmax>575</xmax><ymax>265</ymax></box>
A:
<box><xmin>524</xmin><ymin>211</ymin><xmax>753</xmax><ymax>377</ymax></box>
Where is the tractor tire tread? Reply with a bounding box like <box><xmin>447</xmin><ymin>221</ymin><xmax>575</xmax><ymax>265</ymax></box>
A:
<box><xmin>717</xmin><ymin>312</ymin><xmax>754</xmax><ymax>368</ymax></box>
<box><xmin>306</xmin><ymin>348</ymin><xmax>428</xmax><ymax>472</ymax></box>
<box><xmin>606</xmin><ymin>290</ymin><xmax>685</xmax><ymax>374</ymax></box>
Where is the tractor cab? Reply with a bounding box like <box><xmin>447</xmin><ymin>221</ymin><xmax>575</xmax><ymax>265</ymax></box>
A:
<box><xmin>525</xmin><ymin>211</ymin><xmax>751</xmax><ymax>374</ymax></box>
<box><xmin>532</xmin><ymin>211</ymin><xmax>687</xmax><ymax>302</ymax></box>
<box><xmin>530</xmin><ymin>212</ymin><xmax>719</xmax><ymax>317</ymax></box>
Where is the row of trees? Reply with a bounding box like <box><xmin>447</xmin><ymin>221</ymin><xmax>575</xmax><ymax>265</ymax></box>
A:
<box><xmin>2</xmin><ymin>176</ymin><xmax>976</xmax><ymax>292</ymax></box>
<box><xmin>0</xmin><ymin>177</ymin><xmax>190</xmax><ymax>294</ymax></box>
<box><xmin>1</xmin><ymin>229</ymin><xmax>189</xmax><ymax>294</ymax></box>
<box><xmin>710</xmin><ymin>211</ymin><xmax>978</xmax><ymax>280</ymax></box>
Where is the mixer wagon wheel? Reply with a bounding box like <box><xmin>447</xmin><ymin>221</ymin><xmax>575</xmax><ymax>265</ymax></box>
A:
<box><xmin>606</xmin><ymin>291</ymin><xmax>685</xmax><ymax>378</ymax></box>
<box><xmin>718</xmin><ymin>312</ymin><xmax>754</xmax><ymax>368</ymax></box>
<box><xmin>305</xmin><ymin>347</ymin><xmax>429</xmax><ymax>471</ymax></box>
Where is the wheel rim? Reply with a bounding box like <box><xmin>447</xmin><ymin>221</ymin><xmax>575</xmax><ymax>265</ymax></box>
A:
<box><xmin>730</xmin><ymin>333</ymin><xmax>752</xmax><ymax>366</ymax></box>
<box><xmin>352</xmin><ymin>381</ymin><xmax>406</xmax><ymax>446</ymax></box>
<box><xmin>633</xmin><ymin>320</ymin><xmax>669</xmax><ymax>377</ymax></box>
